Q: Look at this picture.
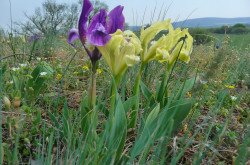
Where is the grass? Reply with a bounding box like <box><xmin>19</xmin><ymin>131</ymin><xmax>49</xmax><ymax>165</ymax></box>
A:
<box><xmin>0</xmin><ymin>30</ymin><xmax>249</xmax><ymax>164</ymax></box>
<box><xmin>215</xmin><ymin>33</ymin><xmax>250</xmax><ymax>50</ymax></box>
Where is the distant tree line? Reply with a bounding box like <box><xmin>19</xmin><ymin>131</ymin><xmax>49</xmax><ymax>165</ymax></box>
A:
<box><xmin>210</xmin><ymin>23</ymin><xmax>250</xmax><ymax>34</ymax></box>
<box><xmin>188</xmin><ymin>23</ymin><xmax>250</xmax><ymax>45</ymax></box>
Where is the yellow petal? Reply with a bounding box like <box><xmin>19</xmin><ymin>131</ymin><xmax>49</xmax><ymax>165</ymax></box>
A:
<box><xmin>179</xmin><ymin>49</ymin><xmax>190</xmax><ymax>63</ymax></box>
<box><xmin>155</xmin><ymin>48</ymin><xmax>170</xmax><ymax>62</ymax></box>
<box><xmin>144</xmin><ymin>32</ymin><xmax>173</xmax><ymax>62</ymax></box>
<box><xmin>124</xmin><ymin>30</ymin><xmax>142</xmax><ymax>54</ymax></box>
<box><xmin>140</xmin><ymin>19</ymin><xmax>171</xmax><ymax>58</ymax></box>
<box><xmin>98</xmin><ymin>32</ymin><xmax>124</xmax><ymax>72</ymax></box>
<box><xmin>168</xmin><ymin>42</ymin><xmax>182</xmax><ymax>65</ymax></box>
<box><xmin>97</xmin><ymin>30</ymin><xmax>141</xmax><ymax>76</ymax></box>
<box><xmin>124</xmin><ymin>55</ymin><xmax>140</xmax><ymax>67</ymax></box>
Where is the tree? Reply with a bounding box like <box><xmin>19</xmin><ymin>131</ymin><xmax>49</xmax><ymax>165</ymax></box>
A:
<box><xmin>78</xmin><ymin>0</ymin><xmax>108</xmax><ymax>16</ymax></box>
<box><xmin>61</xmin><ymin>3</ymin><xmax>80</xmax><ymax>34</ymax></box>
<box><xmin>17</xmin><ymin>0</ymin><xmax>110</xmax><ymax>36</ymax></box>
<box><xmin>17</xmin><ymin>0</ymin><xmax>79</xmax><ymax>36</ymax></box>
<box><xmin>233</xmin><ymin>23</ymin><xmax>246</xmax><ymax>28</ymax></box>
<box><xmin>231</xmin><ymin>23</ymin><xmax>248</xmax><ymax>34</ymax></box>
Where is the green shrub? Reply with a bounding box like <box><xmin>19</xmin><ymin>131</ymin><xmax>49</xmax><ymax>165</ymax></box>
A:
<box><xmin>189</xmin><ymin>28</ymin><xmax>212</xmax><ymax>45</ymax></box>
<box><xmin>213</xmin><ymin>24</ymin><xmax>249</xmax><ymax>34</ymax></box>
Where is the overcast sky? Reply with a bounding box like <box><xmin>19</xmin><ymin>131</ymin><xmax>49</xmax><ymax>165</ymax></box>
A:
<box><xmin>1</xmin><ymin>0</ymin><xmax>250</xmax><ymax>30</ymax></box>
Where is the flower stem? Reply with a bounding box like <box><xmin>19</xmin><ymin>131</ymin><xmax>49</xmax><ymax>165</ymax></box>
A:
<box><xmin>89</xmin><ymin>61</ymin><xmax>97</xmax><ymax>110</ymax></box>
<box><xmin>110</xmin><ymin>74</ymin><xmax>122</xmax><ymax>115</ymax></box>
<box><xmin>159</xmin><ymin>36</ymin><xmax>188</xmax><ymax>107</ymax></box>
<box><xmin>129</xmin><ymin>63</ymin><xmax>145</xmax><ymax>128</ymax></box>
<box><xmin>157</xmin><ymin>65</ymin><xmax>172</xmax><ymax>107</ymax></box>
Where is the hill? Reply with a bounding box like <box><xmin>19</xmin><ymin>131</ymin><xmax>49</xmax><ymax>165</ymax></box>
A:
<box><xmin>129</xmin><ymin>17</ymin><xmax>250</xmax><ymax>30</ymax></box>
<box><xmin>173</xmin><ymin>17</ymin><xmax>250</xmax><ymax>28</ymax></box>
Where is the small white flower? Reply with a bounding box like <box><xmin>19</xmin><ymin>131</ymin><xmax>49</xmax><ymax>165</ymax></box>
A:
<box><xmin>36</xmin><ymin>57</ymin><xmax>41</xmax><ymax>61</ymax></box>
<box><xmin>40</xmin><ymin>72</ymin><xmax>47</xmax><ymax>76</ymax></box>
<box><xmin>12</xmin><ymin>67</ymin><xmax>20</xmax><ymax>71</ymax></box>
<box><xmin>8</xmin><ymin>81</ymin><xmax>13</xmax><ymax>84</ymax></box>
<box><xmin>230</xmin><ymin>96</ymin><xmax>237</xmax><ymax>101</ymax></box>
<box><xmin>19</xmin><ymin>63</ymin><xmax>28</xmax><ymax>67</ymax></box>
<box><xmin>200</xmin><ymin>80</ymin><xmax>208</xmax><ymax>84</ymax></box>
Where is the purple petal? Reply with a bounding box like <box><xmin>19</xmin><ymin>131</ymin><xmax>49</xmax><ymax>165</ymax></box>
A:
<box><xmin>107</xmin><ymin>6</ymin><xmax>125</xmax><ymax>34</ymax></box>
<box><xmin>88</xmin><ymin>9</ymin><xmax>108</xmax><ymax>33</ymax></box>
<box><xmin>28</xmin><ymin>34</ymin><xmax>41</xmax><ymax>43</ymax></box>
<box><xmin>87</xmin><ymin>9</ymin><xmax>111</xmax><ymax>46</ymax></box>
<box><xmin>87</xmin><ymin>23</ymin><xmax>111</xmax><ymax>46</ymax></box>
<box><xmin>78</xmin><ymin>0</ymin><xmax>93</xmax><ymax>43</ymax></box>
<box><xmin>68</xmin><ymin>28</ymin><xmax>79</xmax><ymax>45</ymax></box>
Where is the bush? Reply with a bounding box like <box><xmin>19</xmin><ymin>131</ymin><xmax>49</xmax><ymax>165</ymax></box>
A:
<box><xmin>189</xmin><ymin>28</ymin><xmax>212</xmax><ymax>45</ymax></box>
<box><xmin>231</xmin><ymin>27</ymin><xmax>248</xmax><ymax>34</ymax></box>
<box><xmin>212</xmin><ymin>24</ymin><xmax>249</xmax><ymax>34</ymax></box>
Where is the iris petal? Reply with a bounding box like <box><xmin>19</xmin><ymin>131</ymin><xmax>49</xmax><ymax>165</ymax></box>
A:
<box><xmin>78</xmin><ymin>0</ymin><xmax>93</xmax><ymax>43</ymax></box>
<box><xmin>68</xmin><ymin>28</ymin><xmax>79</xmax><ymax>45</ymax></box>
<box><xmin>97</xmin><ymin>30</ymin><xmax>141</xmax><ymax>76</ymax></box>
<box><xmin>87</xmin><ymin>9</ymin><xmax>111</xmax><ymax>46</ymax></box>
<box><xmin>88</xmin><ymin>9</ymin><xmax>108</xmax><ymax>32</ymax></box>
<box><xmin>87</xmin><ymin>24</ymin><xmax>111</xmax><ymax>46</ymax></box>
<box><xmin>107</xmin><ymin>5</ymin><xmax>125</xmax><ymax>34</ymax></box>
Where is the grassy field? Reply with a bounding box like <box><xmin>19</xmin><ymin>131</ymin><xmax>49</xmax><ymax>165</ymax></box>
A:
<box><xmin>0</xmin><ymin>28</ymin><xmax>249</xmax><ymax>164</ymax></box>
<box><xmin>215</xmin><ymin>33</ymin><xmax>250</xmax><ymax>50</ymax></box>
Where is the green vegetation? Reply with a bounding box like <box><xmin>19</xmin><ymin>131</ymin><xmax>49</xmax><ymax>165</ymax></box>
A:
<box><xmin>189</xmin><ymin>28</ymin><xmax>212</xmax><ymax>45</ymax></box>
<box><xmin>0</xmin><ymin>1</ymin><xmax>249</xmax><ymax>164</ymax></box>
<box><xmin>216</xmin><ymin>33</ymin><xmax>250</xmax><ymax>50</ymax></box>
<box><xmin>211</xmin><ymin>23</ymin><xmax>250</xmax><ymax>34</ymax></box>
<box><xmin>1</xmin><ymin>29</ymin><xmax>249</xmax><ymax>164</ymax></box>
<box><xmin>187</xmin><ymin>26</ymin><xmax>250</xmax><ymax>50</ymax></box>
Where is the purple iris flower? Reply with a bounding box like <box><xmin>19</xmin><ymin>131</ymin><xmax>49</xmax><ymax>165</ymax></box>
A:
<box><xmin>68</xmin><ymin>0</ymin><xmax>125</xmax><ymax>63</ymax></box>
<box><xmin>28</xmin><ymin>34</ymin><xmax>42</xmax><ymax>43</ymax></box>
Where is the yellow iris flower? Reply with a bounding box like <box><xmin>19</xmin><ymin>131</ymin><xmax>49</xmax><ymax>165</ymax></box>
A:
<box><xmin>98</xmin><ymin>30</ymin><xmax>142</xmax><ymax>77</ymax></box>
<box><xmin>97</xmin><ymin>19</ymin><xmax>193</xmax><ymax>77</ymax></box>
<box><xmin>140</xmin><ymin>19</ymin><xmax>193</xmax><ymax>65</ymax></box>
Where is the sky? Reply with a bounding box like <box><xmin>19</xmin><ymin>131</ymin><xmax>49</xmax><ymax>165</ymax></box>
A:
<box><xmin>1</xmin><ymin>0</ymin><xmax>250</xmax><ymax>30</ymax></box>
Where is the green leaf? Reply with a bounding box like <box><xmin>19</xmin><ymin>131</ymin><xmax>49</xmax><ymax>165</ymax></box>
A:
<box><xmin>11</xmin><ymin>75</ymin><xmax>20</xmax><ymax>91</ymax></box>
<box><xmin>48</xmin><ymin>111</ymin><xmax>60</xmax><ymax>129</ymax></box>
<box><xmin>155</xmin><ymin>79</ymin><xmax>161</xmax><ymax>99</ymax></box>
<box><xmin>156</xmin><ymin>73</ymin><xmax>168</xmax><ymax>106</ymax></box>
<box><xmin>131</xmin><ymin>104</ymin><xmax>160</xmax><ymax>159</ymax></box>
<box><xmin>0</xmin><ymin>64</ymin><xmax>7</xmax><ymax>75</ymax></box>
<box><xmin>140</xmin><ymin>81</ymin><xmax>154</xmax><ymax>102</ymax></box>
<box><xmin>108</xmin><ymin>95</ymin><xmax>127</xmax><ymax>162</ymax></box>
<box><xmin>45</xmin><ymin>132</ymin><xmax>54</xmax><ymax>164</ymax></box>
<box><xmin>176</xmin><ymin>77</ymin><xmax>196</xmax><ymax>99</ymax></box>
<box><xmin>170</xmin><ymin>99</ymin><xmax>194</xmax><ymax>131</ymax></box>
<box><xmin>235</xmin><ymin>129</ymin><xmax>250</xmax><ymax>164</ymax></box>
<box><xmin>62</xmin><ymin>102</ymin><xmax>71</xmax><ymax>139</ymax></box>
<box><xmin>156</xmin><ymin>98</ymin><xmax>194</xmax><ymax>138</ymax></box>
<box><xmin>123</xmin><ymin>95</ymin><xmax>137</xmax><ymax>113</ymax></box>
<box><xmin>27</xmin><ymin>62</ymin><xmax>54</xmax><ymax>96</ymax></box>
<box><xmin>79</xmin><ymin>93</ymin><xmax>91</xmax><ymax>133</ymax></box>
<box><xmin>144</xmin><ymin>104</ymin><xmax>160</xmax><ymax>127</ymax></box>
<box><xmin>96</xmin><ymin>100</ymin><xmax>109</xmax><ymax>117</ymax></box>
